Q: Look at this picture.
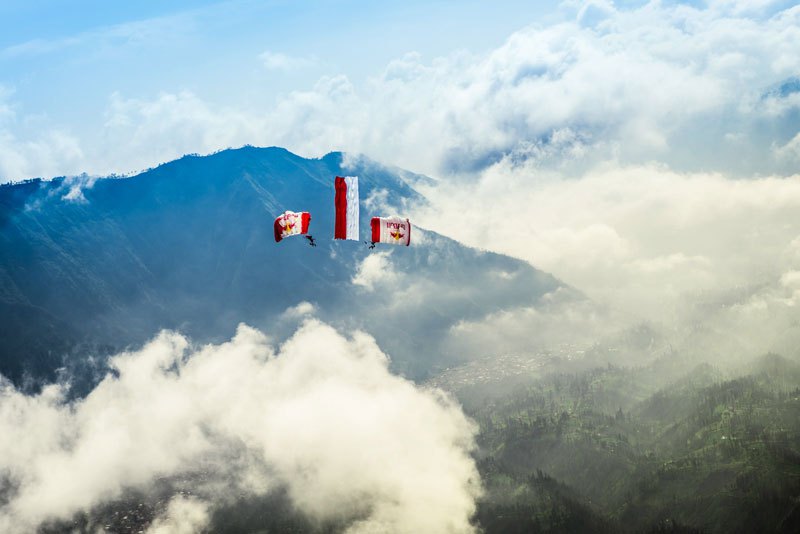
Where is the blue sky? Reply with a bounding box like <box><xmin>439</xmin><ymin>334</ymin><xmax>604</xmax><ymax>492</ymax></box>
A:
<box><xmin>1</xmin><ymin>0</ymin><xmax>798</xmax><ymax>183</ymax></box>
<box><xmin>0</xmin><ymin>0</ymin><xmax>800</xmax><ymax>181</ymax></box>
<box><xmin>1</xmin><ymin>0</ymin><xmax>571</xmax><ymax>178</ymax></box>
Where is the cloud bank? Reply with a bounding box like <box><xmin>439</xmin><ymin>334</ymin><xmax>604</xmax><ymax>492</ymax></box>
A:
<box><xmin>416</xmin><ymin>161</ymin><xmax>800</xmax><ymax>316</ymax></box>
<box><xmin>0</xmin><ymin>320</ymin><xmax>480</xmax><ymax>533</ymax></box>
<box><xmin>417</xmin><ymin>158</ymin><xmax>800</xmax><ymax>366</ymax></box>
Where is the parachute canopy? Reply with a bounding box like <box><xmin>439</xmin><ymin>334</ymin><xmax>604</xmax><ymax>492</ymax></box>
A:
<box><xmin>274</xmin><ymin>211</ymin><xmax>311</xmax><ymax>242</ymax></box>
<box><xmin>371</xmin><ymin>217</ymin><xmax>411</xmax><ymax>246</ymax></box>
<box><xmin>334</xmin><ymin>176</ymin><xmax>359</xmax><ymax>240</ymax></box>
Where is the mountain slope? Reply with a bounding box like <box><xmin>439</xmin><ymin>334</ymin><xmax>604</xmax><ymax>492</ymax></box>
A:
<box><xmin>0</xmin><ymin>147</ymin><xmax>568</xmax><ymax>387</ymax></box>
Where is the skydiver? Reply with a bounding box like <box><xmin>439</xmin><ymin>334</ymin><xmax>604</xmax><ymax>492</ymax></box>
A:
<box><xmin>305</xmin><ymin>235</ymin><xmax>316</xmax><ymax>247</ymax></box>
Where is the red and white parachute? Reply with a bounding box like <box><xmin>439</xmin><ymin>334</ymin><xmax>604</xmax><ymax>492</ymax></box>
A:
<box><xmin>334</xmin><ymin>176</ymin><xmax>359</xmax><ymax>240</ymax></box>
<box><xmin>271</xmin><ymin>179</ymin><xmax>412</xmax><ymax>248</ymax></box>
<box><xmin>274</xmin><ymin>211</ymin><xmax>311</xmax><ymax>242</ymax></box>
<box><xmin>371</xmin><ymin>216</ymin><xmax>411</xmax><ymax>246</ymax></box>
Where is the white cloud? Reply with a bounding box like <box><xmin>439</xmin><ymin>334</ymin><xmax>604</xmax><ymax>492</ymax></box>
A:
<box><xmin>0</xmin><ymin>36</ymin><xmax>82</xmax><ymax>60</ymax></box>
<box><xmin>99</xmin><ymin>91</ymin><xmax>263</xmax><ymax>175</ymax></box>
<box><xmin>707</xmin><ymin>0</ymin><xmax>790</xmax><ymax>17</ymax></box>
<box><xmin>780</xmin><ymin>270</ymin><xmax>800</xmax><ymax>294</ymax></box>
<box><xmin>413</xmin><ymin>160</ymin><xmax>800</xmax><ymax>327</ymax></box>
<box><xmin>576</xmin><ymin>0</ymin><xmax>616</xmax><ymax>28</ymax></box>
<box><xmin>280</xmin><ymin>300</ymin><xmax>317</xmax><ymax>319</ymax></box>
<box><xmin>146</xmin><ymin>496</ymin><xmax>211</xmax><ymax>534</ymax></box>
<box><xmin>260</xmin><ymin>51</ymin><xmax>315</xmax><ymax>70</ymax></box>
<box><xmin>0</xmin><ymin>129</ymin><xmax>84</xmax><ymax>183</ymax></box>
<box><xmin>352</xmin><ymin>251</ymin><xmax>397</xmax><ymax>291</ymax></box>
<box><xmin>444</xmin><ymin>289</ymin><xmax>618</xmax><ymax>359</ymax></box>
<box><xmin>56</xmin><ymin>173</ymin><xmax>99</xmax><ymax>203</ymax></box>
<box><xmin>774</xmin><ymin>131</ymin><xmax>800</xmax><ymax>162</ymax></box>
<box><xmin>0</xmin><ymin>320</ymin><xmax>480</xmax><ymax>533</ymax></box>
<box><xmin>0</xmin><ymin>87</ymin><xmax>87</xmax><ymax>182</ymax></box>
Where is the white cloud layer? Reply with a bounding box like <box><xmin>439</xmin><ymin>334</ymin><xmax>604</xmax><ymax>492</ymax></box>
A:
<box><xmin>0</xmin><ymin>320</ymin><xmax>480</xmax><ymax>533</ymax></box>
<box><xmin>420</xmin><ymin>162</ymin><xmax>800</xmax><ymax>308</ymax></box>
<box><xmin>415</xmin><ymin>159</ymin><xmax>800</xmax><ymax>364</ymax></box>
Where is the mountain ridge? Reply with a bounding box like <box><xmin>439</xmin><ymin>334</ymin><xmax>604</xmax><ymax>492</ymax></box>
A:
<box><xmin>0</xmin><ymin>146</ymin><xmax>569</xmax><ymax>389</ymax></box>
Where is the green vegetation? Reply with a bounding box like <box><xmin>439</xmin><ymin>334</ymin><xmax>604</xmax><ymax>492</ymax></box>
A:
<box><xmin>465</xmin><ymin>353</ymin><xmax>800</xmax><ymax>533</ymax></box>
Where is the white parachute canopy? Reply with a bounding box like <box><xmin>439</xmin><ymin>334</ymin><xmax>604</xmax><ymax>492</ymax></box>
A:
<box><xmin>370</xmin><ymin>217</ymin><xmax>411</xmax><ymax>246</ymax></box>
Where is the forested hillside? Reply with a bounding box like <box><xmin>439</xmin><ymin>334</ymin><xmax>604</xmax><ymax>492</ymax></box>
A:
<box><xmin>462</xmin><ymin>352</ymin><xmax>800</xmax><ymax>533</ymax></box>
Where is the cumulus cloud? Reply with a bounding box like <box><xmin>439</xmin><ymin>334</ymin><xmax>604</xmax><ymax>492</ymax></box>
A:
<box><xmin>0</xmin><ymin>124</ymin><xmax>84</xmax><ymax>184</ymax></box>
<box><xmin>0</xmin><ymin>88</ymin><xmax>84</xmax><ymax>182</ymax></box>
<box><xmin>100</xmin><ymin>91</ymin><xmax>263</xmax><ymax>175</ymax></box>
<box><xmin>0</xmin><ymin>320</ymin><xmax>480</xmax><ymax>532</ymax></box>
<box><xmin>352</xmin><ymin>251</ymin><xmax>397</xmax><ymax>291</ymax></box>
<box><xmin>252</xmin><ymin>0</ymin><xmax>798</xmax><ymax>177</ymax></box>
<box><xmin>280</xmin><ymin>300</ymin><xmax>317</xmax><ymax>319</ymax></box>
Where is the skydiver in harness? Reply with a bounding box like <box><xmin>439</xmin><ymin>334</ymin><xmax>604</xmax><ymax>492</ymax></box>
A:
<box><xmin>305</xmin><ymin>235</ymin><xmax>316</xmax><ymax>247</ymax></box>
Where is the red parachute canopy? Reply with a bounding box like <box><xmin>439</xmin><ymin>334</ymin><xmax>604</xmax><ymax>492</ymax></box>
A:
<box><xmin>370</xmin><ymin>217</ymin><xmax>411</xmax><ymax>246</ymax></box>
<box><xmin>334</xmin><ymin>176</ymin><xmax>359</xmax><ymax>240</ymax></box>
<box><xmin>274</xmin><ymin>211</ymin><xmax>311</xmax><ymax>242</ymax></box>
